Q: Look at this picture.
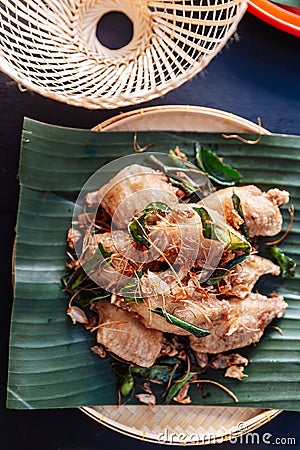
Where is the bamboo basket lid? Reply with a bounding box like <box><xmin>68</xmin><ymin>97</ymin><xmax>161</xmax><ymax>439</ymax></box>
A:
<box><xmin>0</xmin><ymin>0</ymin><xmax>247</xmax><ymax>109</ymax></box>
<box><xmin>84</xmin><ymin>105</ymin><xmax>279</xmax><ymax>445</ymax></box>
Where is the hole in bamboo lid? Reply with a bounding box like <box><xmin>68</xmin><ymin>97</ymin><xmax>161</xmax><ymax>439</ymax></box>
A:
<box><xmin>96</xmin><ymin>11</ymin><xmax>134</xmax><ymax>50</ymax></box>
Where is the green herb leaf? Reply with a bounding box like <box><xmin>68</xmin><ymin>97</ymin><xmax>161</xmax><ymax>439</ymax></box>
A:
<box><xmin>98</xmin><ymin>242</ymin><xmax>113</xmax><ymax>261</ymax></box>
<box><xmin>195</xmin><ymin>143</ymin><xmax>242</xmax><ymax>186</ymax></box>
<box><xmin>119</xmin><ymin>372</ymin><xmax>134</xmax><ymax>397</ymax></box>
<box><xmin>149</xmin><ymin>152</ymin><xmax>198</xmax><ymax>195</ymax></box>
<box><xmin>214</xmin><ymin>222</ymin><xmax>251</xmax><ymax>252</ymax></box>
<box><xmin>74</xmin><ymin>289</ymin><xmax>111</xmax><ymax>307</ymax></box>
<box><xmin>123</xmin><ymin>297</ymin><xmax>144</xmax><ymax>303</ymax></box>
<box><xmin>131</xmin><ymin>364</ymin><xmax>181</xmax><ymax>383</ymax></box>
<box><xmin>168</xmin><ymin>175</ymin><xmax>197</xmax><ymax>195</ymax></box>
<box><xmin>167</xmin><ymin>152</ymin><xmax>197</xmax><ymax>170</ymax></box>
<box><xmin>269</xmin><ymin>246</ymin><xmax>296</xmax><ymax>278</ymax></box>
<box><xmin>121</xmin><ymin>272</ymin><xmax>144</xmax><ymax>303</ymax></box>
<box><xmin>147</xmin><ymin>153</ymin><xmax>211</xmax><ymax>198</ymax></box>
<box><xmin>112</xmin><ymin>363</ymin><xmax>135</xmax><ymax>397</ymax></box>
<box><xmin>151</xmin><ymin>308</ymin><xmax>210</xmax><ymax>338</ymax></box>
<box><xmin>193</xmin><ymin>206</ymin><xmax>251</xmax><ymax>252</ymax></box>
<box><xmin>231</xmin><ymin>193</ymin><xmax>250</xmax><ymax>242</ymax></box>
<box><xmin>128</xmin><ymin>202</ymin><xmax>172</xmax><ymax>249</ymax></box>
<box><xmin>128</xmin><ymin>216</ymin><xmax>149</xmax><ymax>248</ymax></box>
<box><xmin>165</xmin><ymin>373</ymin><xmax>195</xmax><ymax>404</ymax></box>
<box><xmin>205</xmin><ymin>253</ymin><xmax>249</xmax><ymax>286</ymax></box>
<box><xmin>64</xmin><ymin>243</ymin><xmax>113</xmax><ymax>291</ymax></box>
<box><xmin>192</xmin><ymin>206</ymin><xmax>214</xmax><ymax>239</ymax></box>
<box><xmin>65</xmin><ymin>246</ymin><xmax>103</xmax><ymax>291</ymax></box>
<box><xmin>142</xmin><ymin>201</ymin><xmax>172</xmax><ymax>215</ymax></box>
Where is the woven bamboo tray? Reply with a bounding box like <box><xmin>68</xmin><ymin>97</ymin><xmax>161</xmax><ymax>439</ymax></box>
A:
<box><xmin>93</xmin><ymin>105</ymin><xmax>269</xmax><ymax>133</ymax></box>
<box><xmin>84</xmin><ymin>105</ymin><xmax>279</xmax><ymax>445</ymax></box>
<box><xmin>0</xmin><ymin>0</ymin><xmax>247</xmax><ymax>109</ymax></box>
<box><xmin>81</xmin><ymin>406</ymin><xmax>281</xmax><ymax>444</ymax></box>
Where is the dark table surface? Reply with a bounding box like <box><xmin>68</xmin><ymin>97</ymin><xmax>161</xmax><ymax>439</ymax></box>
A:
<box><xmin>1</xmin><ymin>11</ymin><xmax>300</xmax><ymax>450</ymax></box>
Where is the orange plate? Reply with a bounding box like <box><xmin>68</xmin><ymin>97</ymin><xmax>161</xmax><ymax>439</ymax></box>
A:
<box><xmin>248</xmin><ymin>0</ymin><xmax>300</xmax><ymax>37</ymax></box>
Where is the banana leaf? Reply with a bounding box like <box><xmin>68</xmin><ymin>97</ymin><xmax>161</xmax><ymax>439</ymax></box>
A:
<box><xmin>7</xmin><ymin>118</ymin><xmax>300</xmax><ymax>410</ymax></box>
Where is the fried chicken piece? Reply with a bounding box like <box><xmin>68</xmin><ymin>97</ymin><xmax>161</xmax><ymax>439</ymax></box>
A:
<box><xmin>88</xmin><ymin>204</ymin><xmax>224</xmax><ymax>275</ymax></box>
<box><xmin>189</xmin><ymin>293</ymin><xmax>287</xmax><ymax>354</ymax></box>
<box><xmin>95</xmin><ymin>230</ymin><xmax>128</xmax><ymax>254</ymax></box>
<box><xmin>85</xmin><ymin>164</ymin><xmax>179</xmax><ymax>229</ymax></box>
<box><xmin>264</xmin><ymin>188</ymin><xmax>290</xmax><ymax>207</ymax></box>
<box><xmin>80</xmin><ymin>230</ymin><xmax>139</xmax><ymax>272</ymax></box>
<box><xmin>83</xmin><ymin>230</ymin><xmax>162</xmax><ymax>273</ymax></box>
<box><xmin>92</xmin><ymin>300</ymin><xmax>163</xmax><ymax>367</ymax></box>
<box><xmin>223</xmin><ymin>254</ymin><xmax>280</xmax><ymax>299</ymax></box>
<box><xmin>126</xmin><ymin>289</ymin><xmax>231</xmax><ymax>336</ymax></box>
<box><xmin>149</xmin><ymin>204</ymin><xmax>224</xmax><ymax>271</ymax></box>
<box><xmin>202</xmin><ymin>185</ymin><xmax>289</xmax><ymax>237</ymax></box>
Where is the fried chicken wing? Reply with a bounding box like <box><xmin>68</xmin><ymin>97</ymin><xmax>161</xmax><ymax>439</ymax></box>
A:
<box><xmin>223</xmin><ymin>254</ymin><xmax>280</xmax><ymax>299</ymax></box>
<box><xmin>126</xmin><ymin>290</ymin><xmax>231</xmax><ymax>336</ymax></box>
<box><xmin>149</xmin><ymin>204</ymin><xmax>224</xmax><ymax>271</ymax></box>
<box><xmin>93</xmin><ymin>300</ymin><xmax>163</xmax><ymax>367</ymax></box>
<box><xmin>202</xmin><ymin>185</ymin><xmax>289</xmax><ymax>237</ymax></box>
<box><xmin>190</xmin><ymin>293</ymin><xmax>287</xmax><ymax>353</ymax></box>
<box><xmin>85</xmin><ymin>164</ymin><xmax>179</xmax><ymax>229</ymax></box>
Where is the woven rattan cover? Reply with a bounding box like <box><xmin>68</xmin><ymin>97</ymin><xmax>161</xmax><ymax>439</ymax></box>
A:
<box><xmin>0</xmin><ymin>0</ymin><xmax>246</xmax><ymax>109</ymax></box>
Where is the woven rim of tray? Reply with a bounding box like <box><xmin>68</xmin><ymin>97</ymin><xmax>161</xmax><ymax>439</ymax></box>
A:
<box><xmin>92</xmin><ymin>104</ymin><xmax>270</xmax><ymax>133</ymax></box>
<box><xmin>80</xmin><ymin>406</ymin><xmax>281</xmax><ymax>444</ymax></box>
<box><xmin>0</xmin><ymin>0</ymin><xmax>247</xmax><ymax>109</ymax></box>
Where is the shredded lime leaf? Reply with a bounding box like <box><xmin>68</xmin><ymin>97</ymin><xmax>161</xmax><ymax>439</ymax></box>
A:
<box><xmin>151</xmin><ymin>307</ymin><xmax>210</xmax><ymax>338</ymax></box>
